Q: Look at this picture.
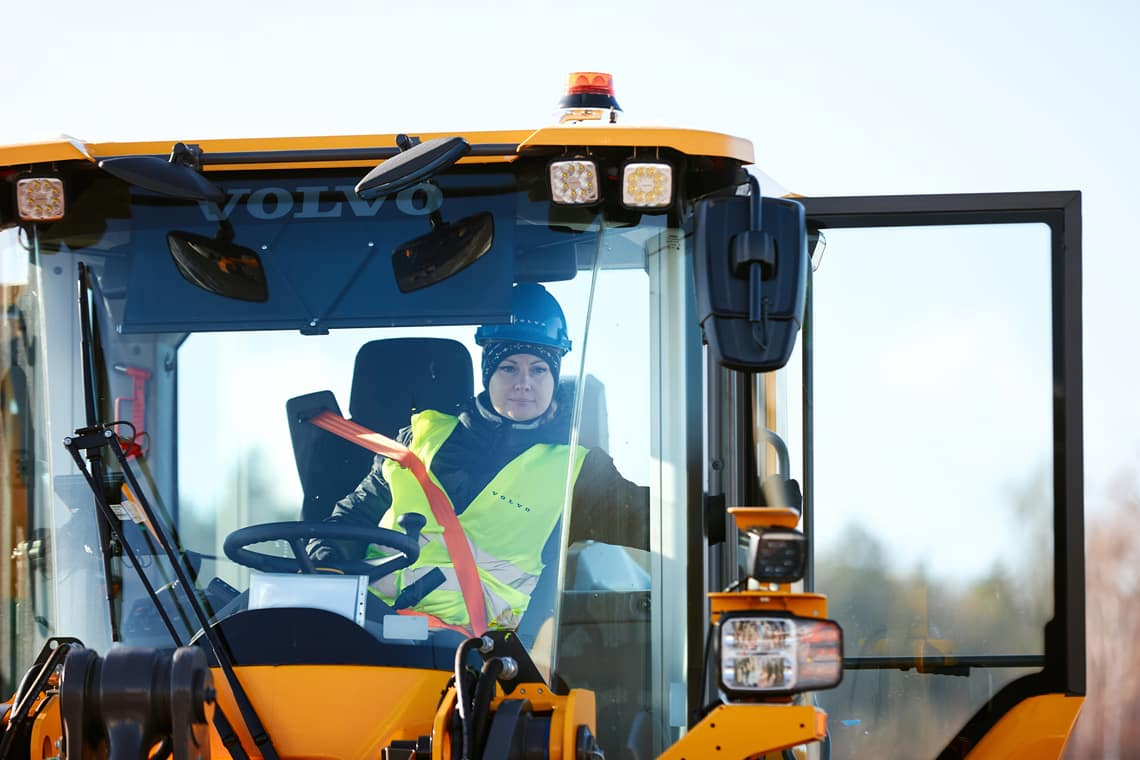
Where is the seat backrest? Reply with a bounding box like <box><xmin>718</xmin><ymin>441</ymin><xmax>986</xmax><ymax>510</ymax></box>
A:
<box><xmin>286</xmin><ymin>338</ymin><xmax>474</xmax><ymax>521</ymax></box>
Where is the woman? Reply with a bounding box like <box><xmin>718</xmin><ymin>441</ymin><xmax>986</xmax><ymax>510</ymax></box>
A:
<box><xmin>311</xmin><ymin>283</ymin><xmax>647</xmax><ymax>633</ymax></box>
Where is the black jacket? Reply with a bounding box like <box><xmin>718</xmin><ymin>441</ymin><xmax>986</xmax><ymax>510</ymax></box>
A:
<box><xmin>312</xmin><ymin>390</ymin><xmax>649</xmax><ymax>562</ymax></box>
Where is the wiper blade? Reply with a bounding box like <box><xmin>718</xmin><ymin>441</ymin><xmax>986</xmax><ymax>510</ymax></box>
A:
<box><xmin>65</xmin><ymin>425</ymin><xmax>279</xmax><ymax>760</ymax></box>
<box><xmin>843</xmin><ymin>654</ymin><xmax>1045</xmax><ymax>677</ymax></box>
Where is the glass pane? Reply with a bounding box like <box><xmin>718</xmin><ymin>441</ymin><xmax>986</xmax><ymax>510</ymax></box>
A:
<box><xmin>0</xmin><ymin>228</ymin><xmax>50</xmax><ymax>692</ymax></box>
<box><xmin>169</xmin><ymin>263</ymin><xmax>659</xmax><ymax>752</ymax></box>
<box><xmin>807</xmin><ymin>223</ymin><xmax>1054</xmax><ymax>757</ymax></box>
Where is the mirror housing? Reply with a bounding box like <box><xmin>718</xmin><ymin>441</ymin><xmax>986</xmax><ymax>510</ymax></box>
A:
<box><xmin>167</xmin><ymin>228</ymin><xmax>268</xmax><ymax>302</ymax></box>
<box><xmin>694</xmin><ymin>177</ymin><xmax>807</xmax><ymax>371</ymax></box>
<box><xmin>391</xmin><ymin>212</ymin><xmax>494</xmax><ymax>293</ymax></box>
<box><xmin>99</xmin><ymin>143</ymin><xmax>225</xmax><ymax>203</ymax></box>
<box><xmin>355</xmin><ymin>136</ymin><xmax>470</xmax><ymax>200</ymax></box>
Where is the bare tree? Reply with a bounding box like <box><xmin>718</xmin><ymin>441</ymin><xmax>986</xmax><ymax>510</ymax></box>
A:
<box><xmin>1065</xmin><ymin>469</ymin><xmax>1140</xmax><ymax>759</ymax></box>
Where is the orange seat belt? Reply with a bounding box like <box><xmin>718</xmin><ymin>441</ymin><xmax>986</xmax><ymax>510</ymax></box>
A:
<box><xmin>308</xmin><ymin>410</ymin><xmax>489</xmax><ymax>636</ymax></box>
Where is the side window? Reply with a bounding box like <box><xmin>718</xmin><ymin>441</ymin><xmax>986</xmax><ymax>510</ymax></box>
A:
<box><xmin>812</xmin><ymin>224</ymin><xmax>1054</xmax><ymax>758</ymax></box>
<box><xmin>792</xmin><ymin>188</ymin><xmax>1083</xmax><ymax>760</ymax></box>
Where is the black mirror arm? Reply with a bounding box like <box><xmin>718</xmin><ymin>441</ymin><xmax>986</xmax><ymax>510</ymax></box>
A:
<box><xmin>216</xmin><ymin>220</ymin><xmax>236</xmax><ymax>243</ymax></box>
<box><xmin>732</xmin><ymin>229</ymin><xmax>776</xmax><ymax>347</ymax></box>
<box><xmin>731</xmin><ymin>175</ymin><xmax>777</xmax><ymax>347</ymax></box>
<box><xmin>395</xmin><ymin>133</ymin><xmax>420</xmax><ymax>152</ymax></box>
<box><xmin>169</xmin><ymin>142</ymin><xmax>205</xmax><ymax>171</ymax></box>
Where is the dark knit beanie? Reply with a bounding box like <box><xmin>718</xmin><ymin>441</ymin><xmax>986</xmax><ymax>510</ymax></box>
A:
<box><xmin>481</xmin><ymin>341</ymin><xmax>562</xmax><ymax>388</ymax></box>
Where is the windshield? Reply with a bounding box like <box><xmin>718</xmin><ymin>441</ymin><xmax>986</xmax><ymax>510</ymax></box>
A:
<box><xmin>21</xmin><ymin>162</ymin><xmax>690</xmax><ymax>755</ymax></box>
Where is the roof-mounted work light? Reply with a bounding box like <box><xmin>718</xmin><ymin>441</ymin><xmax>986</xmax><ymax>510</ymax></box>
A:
<box><xmin>16</xmin><ymin>177</ymin><xmax>65</xmax><ymax>222</ymax></box>
<box><xmin>622</xmin><ymin>162</ymin><xmax>673</xmax><ymax>209</ymax></box>
<box><xmin>549</xmin><ymin>159</ymin><xmax>600</xmax><ymax>205</ymax></box>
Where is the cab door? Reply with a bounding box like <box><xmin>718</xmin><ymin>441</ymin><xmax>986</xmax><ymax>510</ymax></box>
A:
<box><xmin>794</xmin><ymin>191</ymin><xmax>1083</xmax><ymax>758</ymax></box>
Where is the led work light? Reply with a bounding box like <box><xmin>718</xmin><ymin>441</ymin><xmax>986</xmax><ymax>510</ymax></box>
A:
<box><xmin>622</xmin><ymin>162</ymin><xmax>672</xmax><ymax>209</ymax></box>
<box><xmin>549</xmin><ymin>159</ymin><xmax>600</xmax><ymax>205</ymax></box>
<box><xmin>16</xmin><ymin>178</ymin><xmax>65</xmax><ymax>221</ymax></box>
<box><xmin>719</xmin><ymin>613</ymin><xmax>842</xmax><ymax>699</ymax></box>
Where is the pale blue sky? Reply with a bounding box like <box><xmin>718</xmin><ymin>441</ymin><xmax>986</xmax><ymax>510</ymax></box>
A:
<box><xmin>4</xmin><ymin>0</ymin><xmax>1137</xmax><ymax>510</ymax></box>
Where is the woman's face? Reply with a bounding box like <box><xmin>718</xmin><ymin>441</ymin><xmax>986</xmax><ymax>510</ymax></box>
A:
<box><xmin>488</xmin><ymin>352</ymin><xmax>556</xmax><ymax>422</ymax></box>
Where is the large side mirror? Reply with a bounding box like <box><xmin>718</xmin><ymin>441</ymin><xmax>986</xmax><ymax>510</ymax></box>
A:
<box><xmin>693</xmin><ymin>177</ymin><xmax>807</xmax><ymax>371</ymax></box>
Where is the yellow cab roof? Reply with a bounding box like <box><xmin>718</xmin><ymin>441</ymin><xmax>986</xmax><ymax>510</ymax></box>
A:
<box><xmin>0</xmin><ymin>126</ymin><xmax>754</xmax><ymax>171</ymax></box>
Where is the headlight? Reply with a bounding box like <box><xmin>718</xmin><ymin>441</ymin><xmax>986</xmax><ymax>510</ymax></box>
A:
<box><xmin>549</xmin><ymin>159</ymin><xmax>599</xmax><ymax>205</ymax></box>
<box><xmin>16</xmin><ymin>177</ymin><xmax>65</xmax><ymax>221</ymax></box>
<box><xmin>621</xmin><ymin>162</ymin><xmax>672</xmax><ymax>209</ymax></box>
<box><xmin>719</xmin><ymin>613</ymin><xmax>842</xmax><ymax>699</ymax></box>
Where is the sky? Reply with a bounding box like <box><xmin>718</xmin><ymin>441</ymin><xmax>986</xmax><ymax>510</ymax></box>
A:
<box><xmin>3</xmin><ymin>2</ymin><xmax>1136</xmax><ymax>510</ymax></box>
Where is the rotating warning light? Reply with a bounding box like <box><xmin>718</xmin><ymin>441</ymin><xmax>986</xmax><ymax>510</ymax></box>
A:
<box><xmin>16</xmin><ymin>178</ymin><xmax>65</xmax><ymax>221</ymax></box>
<box><xmin>566</xmin><ymin>72</ymin><xmax>615</xmax><ymax>97</ymax></box>
<box><xmin>557</xmin><ymin>72</ymin><xmax>622</xmax><ymax>124</ymax></box>
<box><xmin>549</xmin><ymin>160</ymin><xmax>600</xmax><ymax>205</ymax></box>
<box><xmin>719</xmin><ymin>613</ymin><xmax>842</xmax><ymax>699</ymax></box>
<box><xmin>622</xmin><ymin>163</ymin><xmax>673</xmax><ymax>209</ymax></box>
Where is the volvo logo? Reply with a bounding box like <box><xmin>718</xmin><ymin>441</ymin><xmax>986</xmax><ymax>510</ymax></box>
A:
<box><xmin>492</xmin><ymin>490</ymin><xmax>532</xmax><ymax>513</ymax></box>
<box><xmin>196</xmin><ymin>182</ymin><xmax>445</xmax><ymax>222</ymax></box>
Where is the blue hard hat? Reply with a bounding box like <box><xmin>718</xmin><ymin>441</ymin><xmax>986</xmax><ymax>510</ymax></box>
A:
<box><xmin>475</xmin><ymin>283</ymin><xmax>572</xmax><ymax>354</ymax></box>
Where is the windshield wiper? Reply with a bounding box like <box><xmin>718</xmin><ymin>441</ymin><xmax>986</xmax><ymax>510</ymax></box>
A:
<box><xmin>65</xmin><ymin>426</ymin><xmax>278</xmax><ymax>759</ymax></box>
<box><xmin>843</xmin><ymin>654</ymin><xmax>1046</xmax><ymax>677</ymax></box>
<box><xmin>76</xmin><ymin>264</ymin><xmax>123</xmax><ymax>640</ymax></box>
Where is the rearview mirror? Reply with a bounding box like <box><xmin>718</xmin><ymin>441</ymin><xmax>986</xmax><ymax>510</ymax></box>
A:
<box><xmin>167</xmin><ymin>228</ymin><xmax>268</xmax><ymax>302</ymax></box>
<box><xmin>392</xmin><ymin>212</ymin><xmax>494</xmax><ymax>293</ymax></box>
<box><xmin>693</xmin><ymin>177</ymin><xmax>807</xmax><ymax>371</ymax></box>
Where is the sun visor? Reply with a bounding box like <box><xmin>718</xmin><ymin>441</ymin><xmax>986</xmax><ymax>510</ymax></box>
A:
<box><xmin>118</xmin><ymin>177</ymin><xmax>515</xmax><ymax>334</ymax></box>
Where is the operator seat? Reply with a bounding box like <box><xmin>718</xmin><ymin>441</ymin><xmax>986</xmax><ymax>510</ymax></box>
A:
<box><xmin>286</xmin><ymin>338</ymin><xmax>474</xmax><ymax>522</ymax></box>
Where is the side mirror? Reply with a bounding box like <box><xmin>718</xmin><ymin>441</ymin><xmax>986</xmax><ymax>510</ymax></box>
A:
<box><xmin>167</xmin><ymin>227</ymin><xmax>268</xmax><ymax>302</ymax></box>
<box><xmin>693</xmin><ymin>176</ymin><xmax>807</xmax><ymax>371</ymax></box>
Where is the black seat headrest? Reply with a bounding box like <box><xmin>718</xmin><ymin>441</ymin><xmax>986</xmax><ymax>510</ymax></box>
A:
<box><xmin>349</xmin><ymin>338</ymin><xmax>474</xmax><ymax>436</ymax></box>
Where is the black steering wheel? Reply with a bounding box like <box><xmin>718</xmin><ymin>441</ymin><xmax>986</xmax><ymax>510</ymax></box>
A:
<box><xmin>223</xmin><ymin>515</ymin><xmax>426</xmax><ymax>582</ymax></box>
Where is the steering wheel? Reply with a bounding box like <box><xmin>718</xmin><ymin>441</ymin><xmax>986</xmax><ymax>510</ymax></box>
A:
<box><xmin>223</xmin><ymin>515</ymin><xmax>426</xmax><ymax>582</ymax></box>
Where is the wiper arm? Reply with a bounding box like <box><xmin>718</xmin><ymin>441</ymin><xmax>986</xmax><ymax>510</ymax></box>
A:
<box><xmin>843</xmin><ymin>654</ymin><xmax>1046</xmax><ymax>677</ymax></box>
<box><xmin>65</xmin><ymin>426</ymin><xmax>280</xmax><ymax>760</ymax></box>
<box><xmin>76</xmin><ymin>264</ymin><xmax>122</xmax><ymax>640</ymax></box>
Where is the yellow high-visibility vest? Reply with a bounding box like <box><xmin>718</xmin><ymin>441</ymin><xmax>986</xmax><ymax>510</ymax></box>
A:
<box><xmin>372</xmin><ymin>410</ymin><xmax>587</xmax><ymax>629</ymax></box>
